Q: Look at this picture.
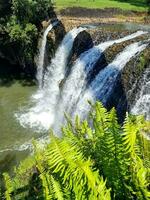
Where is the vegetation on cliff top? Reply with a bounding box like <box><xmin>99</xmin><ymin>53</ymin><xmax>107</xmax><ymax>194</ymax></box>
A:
<box><xmin>1</xmin><ymin>102</ymin><xmax>150</xmax><ymax>199</ymax></box>
<box><xmin>0</xmin><ymin>0</ymin><xmax>53</xmax><ymax>67</ymax></box>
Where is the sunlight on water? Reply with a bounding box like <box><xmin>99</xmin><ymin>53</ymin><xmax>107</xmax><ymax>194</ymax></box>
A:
<box><xmin>16</xmin><ymin>27</ymin><xmax>86</xmax><ymax>132</ymax></box>
<box><xmin>16</xmin><ymin>30</ymin><xmax>149</xmax><ymax>134</ymax></box>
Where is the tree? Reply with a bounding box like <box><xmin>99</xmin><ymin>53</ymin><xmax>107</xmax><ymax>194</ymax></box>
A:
<box><xmin>0</xmin><ymin>0</ymin><xmax>11</xmax><ymax>18</ymax></box>
<box><xmin>0</xmin><ymin>0</ymin><xmax>53</xmax><ymax>67</ymax></box>
<box><xmin>147</xmin><ymin>0</ymin><xmax>150</xmax><ymax>14</ymax></box>
<box><xmin>11</xmin><ymin>0</ymin><xmax>53</xmax><ymax>25</ymax></box>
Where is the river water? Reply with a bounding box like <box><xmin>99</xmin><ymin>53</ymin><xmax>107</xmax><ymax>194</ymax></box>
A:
<box><xmin>0</xmin><ymin>81</ymin><xmax>38</xmax><ymax>172</ymax></box>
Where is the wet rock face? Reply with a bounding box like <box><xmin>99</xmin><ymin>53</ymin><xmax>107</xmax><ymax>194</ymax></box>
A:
<box><xmin>105</xmin><ymin>47</ymin><xmax>150</xmax><ymax>121</ymax></box>
<box><xmin>71</xmin><ymin>30</ymin><xmax>94</xmax><ymax>62</ymax></box>
<box><xmin>48</xmin><ymin>21</ymin><xmax>66</xmax><ymax>48</ymax></box>
<box><xmin>121</xmin><ymin>47</ymin><xmax>150</xmax><ymax>109</ymax></box>
<box><xmin>89</xmin><ymin>29</ymin><xmax>133</xmax><ymax>44</ymax></box>
<box><xmin>68</xmin><ymin>28</ymin><xmax>140</xmax><ymax>69</ymax></box>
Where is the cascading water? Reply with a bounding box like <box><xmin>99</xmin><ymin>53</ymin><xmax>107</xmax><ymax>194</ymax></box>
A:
<box><xmin>37</xmin><ymin>22</ymin><xmax>58</xmax><ymax>88</ymax></box>
<box><xmin>131</xmin><ymin>67</ymin><xmax>150</xmax><ymax>120</ymax></box>
<box><xmin>56</xmin><ymin>31</ymin><xmax>147</xmax><ymax>124</ymax></box>
<box><xmin>15</xmin><ymin>26</ymin><xmax>149</xmax><ymax>137</ymax></box>
<box><xmin>73</xmin><ymin>42</ymin><xmax>148</xmax><ymax>119</ymax></box>
<box><xmin>15</xmin><ymin>27</ymin><xmax>86</xmax><ymax>132</ymax></box>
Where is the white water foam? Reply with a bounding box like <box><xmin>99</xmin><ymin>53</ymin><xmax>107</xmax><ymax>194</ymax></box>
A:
<box><xmin>54</xmin><ymin>31</ymin><xmax>147</xmax><ymax>127</ymax></box>
<box><xmin>131</xmin><ymin>67</ymin><xmax>150</xmax><ymax>120</ymax></box>
<box><xmin>37</xmin><ymin>22</ymin><xmax>58</xmax><ymax>88</ymax></box>
<box><xmin>74</xmin><ymin>42</ymin><xmax>148</xmax><ymax>119</ymax></box>
<box><xmin>0</xmin><ymin>135</ymin><xmax>50</xmax><ymax>153</ymax></box>
<box><xmin>15</xmin><ymin>27</ymin><xmax>86</xmax><ymax>132</ymax></box>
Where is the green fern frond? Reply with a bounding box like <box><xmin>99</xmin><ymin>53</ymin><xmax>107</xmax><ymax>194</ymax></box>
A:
<box><xmin>123</xmin><ymin>115</ymin><xmax>138</xmax><ymax>154</ymax></box>
<box><xmin>3</xmin><ymin>173</ymin><xmax>13</xmax><ymax>200</ymax></box>
<box><xmin>50</xmin><ymin>175</ymin><xmax>64</xmax><ymax>200</ymax></box>
<box><xmin>45</xmin><ymin>133</ymin><xmax>111</xmax><ymax>199</ymax></box>
<box><xmin>90</xmin><ymin>101</ymin><xmax>109</xmax><ymax>138</ymax></box>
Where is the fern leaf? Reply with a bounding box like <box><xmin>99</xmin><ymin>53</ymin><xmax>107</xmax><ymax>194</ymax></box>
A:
<box><xmin>3</xmin><ymin>173</ymin><xmax>13</xmax><ymax>200</ymax></box>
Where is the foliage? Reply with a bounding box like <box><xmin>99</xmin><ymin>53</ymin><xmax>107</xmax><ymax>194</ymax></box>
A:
<box><xmin>0</xmin><ymin>0</ymin><xmax>11</xmax><ymax>18</ymax></box>
<box><xmin>147</xmin><ymin>0</ymin><xmax>150</xmax><ymax>14</ymax></box>
<box><xmin>7</xmin><ymin>19</ymin><xmax>38</xmax><ymax>62</ymax></box>
<box><xmin>0</xmin><ymin>0</ymin><xmax>52</xmax><ymax>66</ymax></box>
<box><xmin>136</xmin><ymin>49</ymin><xmax>150</xmax><ymax>75</ymax></box>
<box><xmin>3</xmin><ymin>173</ymin><xmax>13</xmax><ymax>200</ymax></box>
<box><xmin>2</xmin><ymin>102</ymin><xmax>150</xmax><ymax>199</ymax></box>
<box><xmin>11</xmin><ymin>0</ymin><xmax>53</xmax><ymax>25</ymax></box>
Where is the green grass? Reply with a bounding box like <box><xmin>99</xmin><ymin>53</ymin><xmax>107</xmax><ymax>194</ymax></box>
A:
<box><xmin>55</xmin><ymin>0</ymin><xmax>148</xmax><ymax>12</ymax></box>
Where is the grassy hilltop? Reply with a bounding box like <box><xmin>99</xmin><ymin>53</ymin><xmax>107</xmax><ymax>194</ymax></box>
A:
<box><xmin>55</xmin><ymin>0</ymin><xmax>148</xmax><ymax>12</ymax></box>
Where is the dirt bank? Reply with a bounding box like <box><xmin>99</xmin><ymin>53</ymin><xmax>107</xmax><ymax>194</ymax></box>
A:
<box><xmin>59</xmin><ymin>7</ymin><xmax>146</xmax><ymax>18</ymax></box>
<box><xmin>57</xmin><ymin>7</ymin><xmax>149</xmax><ymax>31</ymax></box>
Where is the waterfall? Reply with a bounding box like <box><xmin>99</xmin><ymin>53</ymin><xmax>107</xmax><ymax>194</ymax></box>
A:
<box><xmin>131</xmin><ymin>67</ymin><xmax>150</xmax><ymax>120</ymax></box>
<box><xmin>37</xmin><ymin>22</ymin><xmax>58</xmax><ymax>88</ymax></box>
<box><xmin>16</xmin><ymin>27</ymin><xmax>86</xmax><ymax>132</ymax></box>
<box><xmin>54</xmin><ymin>31</ymin><xmax>147</xmax><ymax>126</ymax></box>
<box><xmin>73</xmin><ymin>42</ymin><xmax>148</xmax><ymax>119</ymax></box>
<box><xmin>42</xmin><ymin>27</ymin><xmax>86</xmax><ymax>89</ymax></box>
<box><xmin>15</xmin><ymin>26</ymin><xmax>149</xmax><ymax>134</ymax></box>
